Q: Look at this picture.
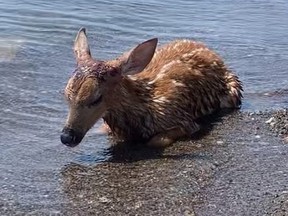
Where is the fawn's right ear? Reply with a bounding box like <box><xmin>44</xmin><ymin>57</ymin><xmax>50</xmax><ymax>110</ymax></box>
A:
<box><xmin>120</xmin><ymin>38</ymin><xmax>158</xmax><ymax>75</ymax></box>
<box><xmin>74</xmin><ymin>28</ymin><xmax>92</xmax><ymax>63</ymax></box>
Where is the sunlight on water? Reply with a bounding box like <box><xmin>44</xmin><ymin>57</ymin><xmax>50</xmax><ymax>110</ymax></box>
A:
<box><xmin>0</xmin><ymin>38</ymin><xmax>25</xmax><ymax>62</ymax></box>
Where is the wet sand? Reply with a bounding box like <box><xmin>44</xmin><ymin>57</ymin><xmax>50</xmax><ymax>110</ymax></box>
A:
<box><xmin>55</xmin><ymin>110</ymin><xmax>287</xmax><ymax>216</ymax></box>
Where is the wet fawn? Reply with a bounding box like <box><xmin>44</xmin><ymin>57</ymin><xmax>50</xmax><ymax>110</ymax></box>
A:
<box><xmin>61</xmin><ymin>28</ymin><xmax>242</xmax><ymax>148</ymax></box>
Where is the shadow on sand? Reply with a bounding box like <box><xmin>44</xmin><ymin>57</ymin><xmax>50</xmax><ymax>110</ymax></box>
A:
<box><xmin>100</xmin><ymin>109</ymin><xmax>237</xmax><ymax>163</ymax></box>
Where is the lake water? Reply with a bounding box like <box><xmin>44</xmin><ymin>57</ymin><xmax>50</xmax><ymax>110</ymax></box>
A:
<box><xmin>0</xmin><ymin>0</ymin><xmax>287</xmax><ymax>214</ymax></box>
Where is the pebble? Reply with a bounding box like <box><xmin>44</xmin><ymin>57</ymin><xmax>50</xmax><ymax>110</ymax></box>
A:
<box><xmin>265</xmin><ymin>117</ymin><xmax>275</xmax><ymax>124</ymax></box>
<box><xmin>183</xmin><ymin>208</ymin><xmax>196</xmax><ymax>216</ymax></box>
<box><xmin>99</xmin><ymin>196</ymin><xmax>112</xmax><ymax>203</ymax></box>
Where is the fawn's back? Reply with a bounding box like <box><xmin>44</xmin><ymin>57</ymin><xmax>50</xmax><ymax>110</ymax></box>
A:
<box><xmin>136</xmin><ymin>39</ymin><xmax>242</xmax><ymax>111</ymax></box>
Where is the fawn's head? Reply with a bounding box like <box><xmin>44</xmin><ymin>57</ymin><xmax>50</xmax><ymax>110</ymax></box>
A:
<box><xmin>61</xmin><ymin>28</ymin><xmax>158</xmax><ymax>147</ymax></box>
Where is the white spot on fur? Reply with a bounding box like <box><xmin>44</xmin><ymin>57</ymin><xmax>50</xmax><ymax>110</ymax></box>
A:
<box><xmin>145</xmin><ymin>85</ymin><xmax>152</xmax><ymax>90</ymax></box>
<box><xmin>150</xmin><ymin>73</ymin><xmax>165</xmax><ymax>84</ymax></box>
<box><xmin>181</xmin><ymin>48</ymin><xmax>208</xmax><ymax>59</ymax></box>
<box><xmin>181</xmin><ymin>53</ymin><xmax>192</xmax><ymax>58</ymax></box>
<box><xmin>127</xmin><ymin>75</ymin><xmax>137</xmax><ymax>81</ymax></box>
<box><xmin>148</xmin><ymin>60</ymin><xmax>180</xmax><ymax>84</ymax></box>
<box><xmin>81</xmin><ymin>65</ymin><xmax>91</xmax><ymax>73</ymax></box>
<box><xmin>153</xmin><ymin>96</ymin><xmax>169</xmax><ymax>104</ymax></box>
<box><xmin>147</xmin><ymin>80</ymin><xmax>154</xmax><ymax>85</ymax></box>
<box><xmin>172</xmin><ymin>80</ymin><xmax>186</xmax><ymax>87</ymax></box>
<box><xmin>229</xmin><ymin>88</ymin><xmax>239</xmax><ymax>96</ymax></box>
<box><xmin>159</xmin><ymin>60</ymin><xmax>179</xmax><ymax>74</ymax></box>
<box><xmin>173</xmin><ymin>42</ymin><xmax>183</xmax><ymax>50</ymax></box>
<box><xmin>182</xmin><ymin>39</ymin><xmax>190</xmax><ymax>43</ymax></box>
<box><xmin>212</xmin><ymin>61</ymin><xmax>218</xmax><ymax>66</ymax></box>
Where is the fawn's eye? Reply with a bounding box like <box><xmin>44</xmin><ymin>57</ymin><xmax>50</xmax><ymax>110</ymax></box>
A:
<box><xmin>88</xmin><ymin>95</ymin><xmax>103</xmax><ymax>107</ymax></box>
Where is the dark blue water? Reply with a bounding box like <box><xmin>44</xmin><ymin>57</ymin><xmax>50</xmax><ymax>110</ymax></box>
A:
<box><xmin>0</xmin><ymin>0</ymin><xmax>287</xmax><ymax>213</ymax></box>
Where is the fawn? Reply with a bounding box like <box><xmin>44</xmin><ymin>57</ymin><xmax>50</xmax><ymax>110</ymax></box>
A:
<box><xmin>61</xmin><ymin>28</ymin><xmax>242</xmax><ymax>148</ymax></box>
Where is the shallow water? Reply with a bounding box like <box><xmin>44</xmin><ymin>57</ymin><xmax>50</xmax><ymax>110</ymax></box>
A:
<box><xmin>0</xmin><ymin>0</ymin><xmax>288</xmax><ymax>214</ymax></box>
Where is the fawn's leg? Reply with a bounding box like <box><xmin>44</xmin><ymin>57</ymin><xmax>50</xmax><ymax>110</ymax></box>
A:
<box><xmin>147</xmin><ymin>123</ymin><xmax>200</xmax><ymax>148</ymax></box>
<box><xmin>146</xmin><ymin>127</ymin><xmax>186</xmax><ymax>148</ymax></box>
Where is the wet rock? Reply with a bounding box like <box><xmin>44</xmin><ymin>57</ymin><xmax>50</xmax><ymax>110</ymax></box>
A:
<box><xmin>265</xmin><ymin>117</ymin><xmax>275</xmax><ymax>124</ymax></box>
<box><xmin>216</xmin><ymin>140</ymin><xmax>224</xmax><ymax>145</ymax></box>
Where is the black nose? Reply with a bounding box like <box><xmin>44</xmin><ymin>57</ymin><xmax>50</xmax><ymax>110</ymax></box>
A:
<box><xmin>60</xmin><ymin>128</ymin><xmax>83</xmax><ymax>147</ymax></box>
<box><xmin>61</xmin><ymin>131</ymin><xmax>74</xmax><ymax>144</ymax></box>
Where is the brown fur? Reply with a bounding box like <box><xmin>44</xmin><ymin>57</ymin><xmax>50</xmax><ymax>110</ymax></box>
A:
<box><xmin>62</xmin><ymin>28</ymin><xmax>242</xmax><ymax>147</ymax></box>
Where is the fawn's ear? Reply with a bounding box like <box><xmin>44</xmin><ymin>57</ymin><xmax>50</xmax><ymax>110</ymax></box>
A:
<box><xmin>74</xmin><ymin>28</ymin><xmax>92</xmax><ymax>63</ymax></box>
<box><xmin>120</xmin><ymin>38</ymin><xmax>158</xmax><ymax>75</ymax></box>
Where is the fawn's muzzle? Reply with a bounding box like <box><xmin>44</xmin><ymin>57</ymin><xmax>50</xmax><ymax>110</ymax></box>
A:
<box><xmin>60</xmin><ymin>127</ymin><xmax>83</xmax><ymax>147</ymax></box>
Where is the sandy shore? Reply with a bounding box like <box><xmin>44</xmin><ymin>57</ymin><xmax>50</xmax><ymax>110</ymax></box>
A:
<box><xmin>56</xmin><ymin>109</ymin><xmax>288</xmax><ymax>216</ymax></box>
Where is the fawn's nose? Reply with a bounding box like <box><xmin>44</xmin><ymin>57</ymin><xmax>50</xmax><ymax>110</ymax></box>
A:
<box><xmin>60</xmin><ymin>127</ymin><xmax>83</xmax><ymax>147</ymax></box>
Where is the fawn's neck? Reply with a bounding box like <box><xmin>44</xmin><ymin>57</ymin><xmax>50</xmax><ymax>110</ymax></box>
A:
<box><xmin>107</xmin><ymin>76</ymin><xmax>152</xmax><ymax>109</ymax></box>
<box><xmin>103</xmin><ymin>76</ymin><xmax>154</xmax><ymax>140</ymax></box>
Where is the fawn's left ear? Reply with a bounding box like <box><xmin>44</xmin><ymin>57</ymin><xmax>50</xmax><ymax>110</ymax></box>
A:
<box><xmin>74</xmin><ymin>28</ymin><xmax>92</xmax><ymax>63</ymax></box>
<box><xmin>120</xmin><ymin>38</ymin><xmax>158</xmax><ymax>75</ymax></box>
